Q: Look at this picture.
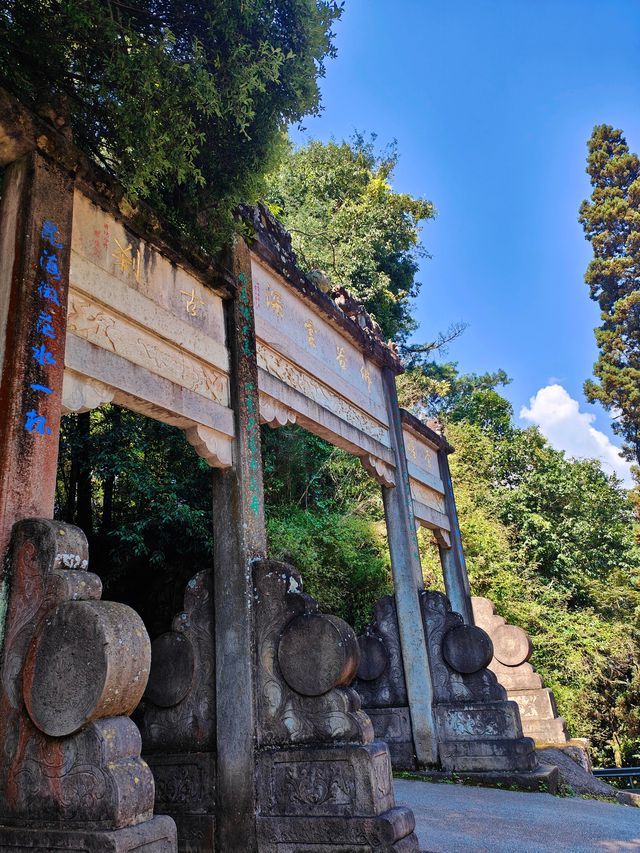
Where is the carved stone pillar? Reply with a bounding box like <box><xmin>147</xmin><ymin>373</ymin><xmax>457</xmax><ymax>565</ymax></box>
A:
<box><xmin>0</xmin><ymin>518</ymin><xmax>176</xmax><ymax>851</ymax></box>
<box><xmin>210</xmin><ymin>236</ymin><xmax>264</xmax><ymax>852</ymax></box>
<box><xmin>0</xmin><ymin>151</ymin><xmax>73</xmax><ymax>578</ymax></box>
<box><xmin>437</xmin><ymin>449</ymin><xmax>474</xmax><ymax>625</ymax></box>
<box><xmin>380</xmin><ymin>367</ymin><xmax>438</xmax><ymax>766</ymax></box>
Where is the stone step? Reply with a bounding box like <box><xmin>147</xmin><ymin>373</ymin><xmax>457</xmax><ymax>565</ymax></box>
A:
<box><xmin>411</xmin><ymin>763</ymin><xmax>560</xmax><ymax>795</ymax></box>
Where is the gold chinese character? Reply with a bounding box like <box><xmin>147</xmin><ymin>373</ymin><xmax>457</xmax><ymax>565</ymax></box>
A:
<box><xmin>336</xmin><ymin>346</ymin><xmax>347</xmax><ymax>370</ymax></box>
<box><xmin>180</xmin><ymin>287</ymin><xmax>205</xmax><ymax>317</ymax></box>
<box><xmin>304</xmin><ymin>319</ymin><xmax>317</xmax><ymax>348</ymax></box>
<box><xmin>266</xmin><ymin>285</ymin><xmax>284</xmax><ymax>318</ymax></box>
<box><xmin>360</xmin><ymin>365</ymin><xmax>372</xmax><ymax>392</ymax></box>
<box><xmin>112</xmin><ymin>239</ymin><xmax>141</xmax><ymax>282</ymax></box>
<box><xmin>408</xmin><ymin>440</ymin><xmax>417</xmax><ymax>460</ymax></box>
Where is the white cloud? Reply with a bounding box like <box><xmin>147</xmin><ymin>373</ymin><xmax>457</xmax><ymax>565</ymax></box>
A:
<box><xmin>519</xmin><ymin>384</ymin><xmax>634</xmax><ymax>488</ymax></box>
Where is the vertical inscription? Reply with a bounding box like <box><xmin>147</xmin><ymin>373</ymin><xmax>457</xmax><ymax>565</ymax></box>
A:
<box><xmin>238</xmin><ymin>271</ymin><xmax>261</xmax><ymax>516</ymax></box>
<box><xmin>23</xmin><ymin>219</ymin><xmax>64</xmax><ymax>437</ymax></box>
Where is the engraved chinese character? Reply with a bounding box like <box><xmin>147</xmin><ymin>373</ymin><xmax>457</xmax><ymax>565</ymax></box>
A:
<box><xmin>266</xmin><ymin>285</ymin><xmax>284</xmax><ymax>318</ymax></box>
<box><xmin>360</xmin><ymin>365</ymin><xmax>372</xmax><ymax>392</ymax></box>
<box><xmin>180</xmin><ymin>287</ymin><xmax>205</xmax><ymax>317</ymax></box>
<box><xmin>24</xmin><ymin>409</ymin><xmax>52</xmax><ymax>435</ymax></box>
<box><xmin>304</xmin><ymin>319</ymin><xmax>316</xmax><ymax>348</ymax></box>
<box><xmin>39</xmin><ymin>249</ymin><xmax>61</xmax><ymax>280</ymax></box>
<box><xmin>36</xmin><ymin>311</ymin><xmax>56</xmax><ymax>339</ymax></box>
<box><xmin>32</xmin><ymin>343</ymin><xmax>56</xmax><ymax>366</ymax></box>
<box><xmin>37</xmin><ymin>281</ymin><xmax>60</xmax><ymax>306</ymax></box>
<box><xmin>41</xmin><ymin>219</ymin><xmax>63</xmax><ymax>248</ymax></box>
<box><xmin>112</xmin><ymin>239</ymin><xmax>141</xmax><ymax>281</ymax></box>
<box><xmin>336</xmin><ymin>346</ymin><xmax>347</xmax><ymax>370</ymax></box>
<box><xmin>408</xmin><ymin>440</ymin><xmax>417</xmax><ymax>460</ymax></box>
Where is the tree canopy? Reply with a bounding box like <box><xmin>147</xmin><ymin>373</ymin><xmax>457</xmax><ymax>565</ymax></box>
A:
<box><xmin>0</xmin><ymin>0</ymin><xmax>341</xmax><ymax>250</ymax></box>
<box><xmin>579</xmin><ymin>124</ymin><xmax>640</xmax><ymax>469</ymax></box>
<box><xmin>265</xmin><ymin>135</ymin><xmax>435</xmax><ymax>342</ymax></box>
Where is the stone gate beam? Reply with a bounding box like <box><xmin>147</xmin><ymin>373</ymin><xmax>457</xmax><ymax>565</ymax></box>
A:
<box><xmin>437</xmin><ymin>448</ymin><xmax>474</xmax><ymax>625</ymax></box>
<box><xmin>211</xmin><ymin>236</ymin><xmax>265</xmax><ymax>853</ymax></box>
<box><xmin>0</xmin><ymin>150</ymin><xmax>73</xmax><ymax>587</ymax></box>
<box><xmin>381</xmin><ymin>367</ymin><xmax>438</xmax><ymax>766</ymax></box>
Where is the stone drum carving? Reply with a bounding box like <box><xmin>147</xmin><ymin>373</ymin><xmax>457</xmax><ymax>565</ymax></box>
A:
<box><xmin>254</xmin><ymin>560</ymin><xmax>420</xmax><ymax>852</ymax></box>
<box><xmin>355</xmin><ymin>590</ymin><xmax>540</xmax><ymax>777</ymax></box>
<box><xmin>0</xmin><ymin>518</ymin><xmax>176</xmax><ymax>852</ymax></box>
<box><xmin>140</xmin><ymin>570</ymin><xmax>216</xmax><ymax>853</ymax></box>
<box><xmin>472</xmin><ymin>596</ymin><xmax>568</xmax><ymax>745</ymax></box>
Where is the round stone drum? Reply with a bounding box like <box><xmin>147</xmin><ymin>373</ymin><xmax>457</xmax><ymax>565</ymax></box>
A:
<box><xmin>144</xmin><ymin>632</ymin><xmax>195</xmax><ymax>708</ymax></box>
<box><xmin>491</xmin><ymin>623</ymin><xmax>532</xmax><ymax>667</ymax></box>
<box><xmin>23</xmin><ymin>600</ymin><xmax>151</xmax><ymax>737</ymax></box>
<box><xmin>278</xmin><ymin>612</ymin><xmax>360</xmax><ymax>696</ymax></box>
<box><xmin>356</xmin><ymin>634</ymin><xmax>389</xmax><ymax>682</ymax></box>
<box><xmin>442</xmin><ymin>624</ymin><xmax>494</xmax><ymax>674</ymax></box>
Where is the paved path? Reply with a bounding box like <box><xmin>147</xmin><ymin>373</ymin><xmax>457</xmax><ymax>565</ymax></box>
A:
<box><xmin>394</xmin><ymin>778</ymin><xmax>640</xmax><ymax>852</ymax></box>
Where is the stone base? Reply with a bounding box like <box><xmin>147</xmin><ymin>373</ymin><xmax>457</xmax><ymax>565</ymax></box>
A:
<box><xmin>0</xmin><ymin>815</ymin><xmax>177</xmax><ymax>852</ymax></box>
<box><xmin>256</xmin><ymin>742</ymin><xmax>419</xmax><ymax>852</ymax></box>
<box><xmin>366</xmin><ymin>708</ymin><xmax>417</xmax><ymax>771</ymax></box>
<box><xmin>439</xmin><ymin>736</ymin><xmax>538</xmax><ymax>773</ymax></box>
<box><xmin>414</xmin><ymin>763</ymin><xmax>560</xmax><ymax>795</ymax></box>
<box><xmin>144</xmin><ymin>752</ymin><xmax>215</xmax><ymax>853</ymax></box>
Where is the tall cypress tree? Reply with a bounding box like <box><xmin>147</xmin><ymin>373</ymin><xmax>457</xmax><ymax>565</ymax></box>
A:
<box><xmin>579</xmin><ymin>125</ymin><xmax>640</xmax><ymax>469</ymax></box>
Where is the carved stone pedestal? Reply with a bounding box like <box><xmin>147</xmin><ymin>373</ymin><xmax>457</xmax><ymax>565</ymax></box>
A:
<box><xmin>256</xmin><ymin>744</ymin><xmax>417</xmax><ymax>853</ymax></box>
<box><xmin>0</xmin><ymin>519</ymin><xmax>176</xmax><ymax>853</ymax></box>
<box><xmin>140</xmin><ymin>572</ymin><xmax>216</xmax><ymax>853</ymax></box>
<box><xmin>355</xmin><ymin>592</ymin><xmax>538</xmax><ymax>776</ymax></box>
<box><xmin>472</xmin><ymin>597</ymin><xmax>569</xmax><ymax>745</ymax></box>
<box><xmin>252</xmin><ymin>561</ymin><xmax>419</xmax><ymax>853</ymax></box>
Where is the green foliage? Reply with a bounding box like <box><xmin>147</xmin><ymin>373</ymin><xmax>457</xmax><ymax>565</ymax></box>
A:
<box><xmin>0</xmin><ymin>0</ymin><xmax>341</xmax><ymax>251</ymax></box>
<box><xmin>267</xmin><ymin>506</ymin><xmax>392</xmax><ymax>632</ymax></box>
<box><xmin>56</xmin><ymin>407</ymin><xmax>213</xmax><ymax>634</ymax></box>
<box><xmin>265</xmin><ymin>135</ymin><xmax>435</xmax><ymax>342</ymax></box>
<box><xmin>261</xmin><ymin>424</ymin><xmax>382</xmax><ymax>517</ymax></box>
<box><xmin>579</xmin><ymin>125</ymin><xmax>640</xmax><ymax>467</ymax></box>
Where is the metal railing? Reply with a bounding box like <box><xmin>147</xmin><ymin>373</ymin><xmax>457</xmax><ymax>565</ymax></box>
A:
<box><xmin>593</xmin><ymin>767</ymin><xmax>640</xmax><ymax>790</ymax></box>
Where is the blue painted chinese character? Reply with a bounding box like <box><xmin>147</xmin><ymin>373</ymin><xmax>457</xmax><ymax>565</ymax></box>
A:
<box><xmin>37</xmin><ymin>281</ymin><xmax>60</xmax><ymax>306</ymax></box>
<box><xmin>32</xmin><ymin>343</ymin><xmax>56</xmax><ymax>366</ymax></box>
<box><xmin>36</xmin><ymin>311</ymin><xmax>56</xmax><ymax>339</ymax></box>
<box><xmin>30</xmin><ymin>383</ymin><xmax>53</xmax><ymax>395</ymax></box>
<box><xmin>24</xmin><ymin>409</ymin><xmax>52</xmax><ymax>435</ymax></box>
<box><xmin>39</xmin><ymin>250</ymin><xmax>61</xmax><ymax>280</ymax></box>
<box><xmin>41</xmin><ymin>220</ymin><xmax>63</xmax><ymax>248</ymax></box>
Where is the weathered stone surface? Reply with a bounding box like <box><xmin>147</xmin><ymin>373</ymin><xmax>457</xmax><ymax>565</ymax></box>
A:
<box><xmin>141</xmin><ymin>571</ymin><xmax>215</xmax><ymax>754</ymax></box>
<box><xmin>357</xmin><ymin>635</ymin><xmax>390</xmax><ymax>682</ymax></box>
<box><xmin>491</xmin><ymin>623</ymin><xmax>532</xmax><ymax>667</ymax></box>
<box><xmin>355</xmin><ymin>591</ymin><xmax>539</xmax><ymax>776</ymax></box>
<box><xmin>472</xmin><ymin>596</ymin><xmax>569</xmax><ymax>745</ymax></box>
<box><xmin>365</xmin><ymin>708</ymin><xmax>416</xmax><ymax>770</ymax></box>
<box><xmin>140</xmin><ymin>572</ymin><xmax>215</xmax><ymax>853</ymax></box>
<box><xmin>145</xmin><ymin>633</ymin><xmax>196</xmax><ymax>709</ymax></box>
<box><xmin>441</xmin><ymin>624</ymin><xmax>493</xmax><ymax>674</ymax></box>
<box><xmin>24</xmin><ymin>599</ymin><xmax>150</xmax><ymax>737</ymax></box>
<box><xmin>257</xmin><ymin>744</ymin><xmax>419</xmax><ymax>852</ymax></box>
<box><xmin>255</xmin><ymin>560</ymin><xmax>372</xmax><ymax>746</ymax></box>
<box><xmin>0</xmin><ymin>518</ymin><xmax>174</xmax><ymax>850</ymax></box>
<box><xmin>354</xmin><ymin>597</ymin><xmax>408</xmax><ymax>710</ymax></box>
<box><xmin>0</xmin><ymin>815</ymin><xmax>177</xmax><ymax>851</ymax></box>
<box><xmin>278</xmin><ymin>612</ymin><xmax>360</xmax><ymax>697</ymax></box>
<box><xmin>0</xmin><ymin>152</ymin><xmax>74</xmax><ymax>563</ymax></box>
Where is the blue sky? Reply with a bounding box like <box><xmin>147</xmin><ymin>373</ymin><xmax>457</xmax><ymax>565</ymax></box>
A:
<box><xmin>290</xmin><ymin>0</ymin><xmax>640</xmax><ymax>484</ymax></box>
